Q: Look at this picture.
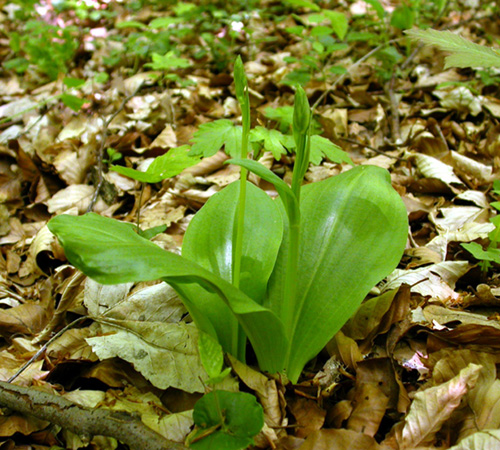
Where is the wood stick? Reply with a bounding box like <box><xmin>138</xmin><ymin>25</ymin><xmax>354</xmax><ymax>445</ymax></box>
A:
<box><xmin>0</xmin><ymin>381</ymin><xmax>187</xmax><ymax>450</ymax></box>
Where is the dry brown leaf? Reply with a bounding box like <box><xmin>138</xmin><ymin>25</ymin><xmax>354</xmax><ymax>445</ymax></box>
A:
<box><xmin>289</xmin><ymin>397</ymin><xmax>326</xmax><ymax>438</ymax></box>
<box><xmin>347</xmin><ymin>383</ymin><xmax>389</xmax><ymax>437</ymax></box>
<box><xmin>426</xmin><ymin>349</ymin><xmax>500</xmax><ymax>441</ymax></box>
<box><xmin>298</xmin><ymin>428</ymin><xmax>383</xmax><ymax>450</ymax></box>
<box><xmin>0</xmin><ymin>303</ymin><xmax>49</xmax><ymax>337</ymax></box>
<box><xmin>326</xmin><ymin>331</ymin><xmax>363</xmax><ymax>371</ymax></box>
<box><xmin>397</xmin><ymin>364</ymin><xmax>481</xmax><ymax>448</ymax></box>
<box><xmin>356</xmin><ymin>358</ymin><xmax>402</xmax><ymax>411</ymax></box>
<box><xmin>0</xmin><ymin>414</ymin><xmax>49</xmax><ymax>437</ymax></box>
<box><xmin>449</xmin><ymin>429</ymin><xmax>500</xmax><ymax>450</ymax></box>
<box><xmin>150</xmin><ymin>124</ymin><xmax>177</xmax><ymax>148</ymax></box>
<box><xmin>229</xmin><ymin>355</ymin><xmax>287</xmax><ymax>438</ymax></box>
<box><xmin>45</xmin><ymin>185</ymin><xmax>107</xmax><ymax>214</ymax></box>
<box><xmin>343</xmin><ymin>288</ymin><xmax>402</xmax><ymax>341</ymax></box>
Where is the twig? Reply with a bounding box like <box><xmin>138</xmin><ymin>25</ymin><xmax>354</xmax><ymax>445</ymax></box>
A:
<box><xmin>86</xmin><ymin>83</ymin><xmax>145</xmax><ymax>212</ymax></box>
<box><xmin>311</xmin><ymin>38</ymin><xmax>403</xmax><ymax>111</ymax></box>
<box><xmin>386</xmin><ymin>0</ymin><xmax>451</xmax><ymax>142</ymax></box>
<box><xmin>0</xmin><ymin>381</ymin><xmax>186</xmax><ymax>450</ymax></box>
<box><xmin>8</xmin><ymin>316</ymin><xmax>88</xmax><ymax>383</ymax></box>
<box><xmin>339</xmin><ymin>137</ymin><xmax>407</xmax><ymax>162</ymax></box>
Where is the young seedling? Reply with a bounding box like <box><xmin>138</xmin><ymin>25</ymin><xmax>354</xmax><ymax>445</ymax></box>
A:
<box><xmin>48</xmin><ymin>57</ymin><xmax>408</xmax><ymax>384</ymax></box>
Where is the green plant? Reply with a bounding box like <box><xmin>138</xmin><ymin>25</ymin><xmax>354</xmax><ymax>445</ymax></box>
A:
<box><xmin>187</xmin><ymin>333</ymin><xmax>264</xmax><ymax>450</ymax></box>
<box><xmin>110</xmin><ymin>145</ymin><xmax>199</xmax><ymax>183</ymax></box>
<box><xmin>48</xmin><ymin>57</ymin><xmax>407</xmax><ymax>383</ymax></box>
<box><xmin>281</xmin><ymin>4</ymin><xmax>349</xmax><ymax>86</ymax></box>
<box><xmin>108</xmin><ymin>2</ymin><xmax>247</xmax><ymax>73</ymax></box>
<box><xmin>189</xmin><ymin>102</ymin><xmax>353</xmax><ymax>166</ymax></box>
<box><xmin>5</xmin><ymin>20</ymin><xmax>80</xmax><ymax>80</ymax></box>
<box><xmin>461</xmin><ymin>180</ymin><xmax>500</xmax><ymax>275</ymax></box>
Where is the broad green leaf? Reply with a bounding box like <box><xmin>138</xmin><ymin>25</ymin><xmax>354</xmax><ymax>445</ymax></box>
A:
<box><xmin>110</xmin><ymin>146</ymin><xmax>200</xmax><ymax>183</ymax></box>
<box><xmin>364</xmin><ymin>0</ymin><xmax>386</xmax><ymax>19</ymax></box>
<box><xmin>189</xmin><ymin>120</ymin><xmax>243</xmax><ymax>157</ymax></box>
<box><xmin>173</xmin><ymin>2</ymin><xmax>196</xmax><ymax>15</ymax></box>
<box><xmin>137</xmin><ymin>224</ymin><xmax>167</xmax><ymax>240</ymax></box>
<box><xmin>191</xmin><ymin>391</ymin><xmax>264</xmax><ymax>450</ymax></box>
<box><xmin>284</xmin><ymin>0</ymin><xmax>320</xmax><ymax>11</ymax></box>
<box><xmin>182</xmin><ymin>181</ymin><xmax>284</xmax><ymax>357</ymax></box>
<box><xmin>323</xmin><ymin>10</ymin><xmax>348</xmax><ymax>40</ymax></box>
<box><xmin>493</xmin><ymin>179</ymin><xmax>500</xmax><ymax>195</ymax></box>
<box><xmin>264</xmin><ymin>106</ymin><xmax>294</xmax><ymax>133</ymax></box>
<box><xmin>48</xmin><ymin>213</ymin><xmax>287</xmax><ymax>374</ymax></box>
<box><xmin>250</xmin><ymin>127</ymin><xmax>288</xmax><ymax>160</ymax></box>
<box><xmin>61</xmin><ymin>93</ymin><xmax>85</xmax><ymax>112</ymax></box>
<box><xmin>309</xmin><ymin>135</ymin><xmax>354</xmax><ymax>166</ymax></box>
<box><xmin>405</xmin><ymin>29</ymin><xmax>500</xmax><ymax>69</ymax></box>
<box><xmin>286</xmin><ymin>26</ymin><xmax>305</xmax><ymax>36</ymax></box>
<box><xmin>461</xmin><ymin>242</ymin><xmax>500</xmax><ymax>263</ymax></box>
<box><xmin>144</xmin><ymin>51</ymin><xmax>191</xmax><ymax>70</ymax></box>
<box><xmin>227</xmin><ymin>159</ymin><xmax>299</xmax><ymax>227</ymax></box>
<box><xmin>116</xmin><ymin>20</ymin><xmax>146</xmax><ymax>29</ymax></box>
<box><xmin>306</xmin><ymin>13</ymin><xmax>326</xmax><ymax>24</ymax></box>
<box><xmin>63</xmin><ymin>77</ymin><xmax>85</xmax><ymax>88</ymax></box>
<box><xmin>267</xmin><ymin>165</ymin><xmax>408</xmax><ymax>382</ymax></box>
<box><xmin>148</xmin><ymin>17</ymin><xmax>181</xmax><ymax>28</ymax></box>
<box><xmin>489</xmin><ymin>215</ymin><xmax>500</xmax><ymax>243</ymax></box>
<box><xmin>310</xmin><ymin>26</ymin><xmax>333</xmax><ymax>38</ymax></box>
<box><xmin>390</xmin><ymin>6</ymin><xmax>414</xmax><ymax>30</ymax></box>
<box><xmin>183</xmin><ymin>181</ymin><xmax>283</xmax><ymax>303</ymax></box>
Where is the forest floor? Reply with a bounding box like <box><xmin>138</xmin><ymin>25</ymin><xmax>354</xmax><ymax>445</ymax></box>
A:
<box><xmin>1</xmin><ymin>0</ymin><xmax>500</xmax><ymax>449</ymax></box>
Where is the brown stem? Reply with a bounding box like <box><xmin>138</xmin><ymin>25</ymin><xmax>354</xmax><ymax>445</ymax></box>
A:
<box><xmin>0</xmin><ymin>381</ymin><xmax>187</xmax><ymax>450</ymax></box>
<box><xmin>87</xmin><ymin>83</ymin><xmax>145</xmax><ymax>213</ymax></box>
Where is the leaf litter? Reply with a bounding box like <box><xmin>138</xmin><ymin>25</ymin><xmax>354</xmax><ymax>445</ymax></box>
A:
<box><xmin>1</xmin><ymin>1</ymin><xmax>500</xmax><ymax>449</ymax></box>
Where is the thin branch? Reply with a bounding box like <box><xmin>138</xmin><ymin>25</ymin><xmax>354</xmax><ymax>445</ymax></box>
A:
<box><xmin>8</xmin><ymin>316</ymin><xmax>88</xmax><ymax>383</ymax></box>
<box><xmin>339</xmin><ymin>137</ymin><xmax>407</xmax><ymax>162</ymax></box>
<box><xmin>386</xmin><ymin>0</ymin><xmax>451</xmax><ymax>141</ymax></box>
<box><xmin>0</xmin><ymin>381</ymin><xmax>186</xmax><ymax>450</ymax></box>
<box><xmin>87</xmin><ymin>83</ymin><xmax>145</xmax><ymax>212</ymax></box>
<box><xmin>311</xmin><ymin>38</ymin><xmax>403</xmax><ymax>112</ymax></box>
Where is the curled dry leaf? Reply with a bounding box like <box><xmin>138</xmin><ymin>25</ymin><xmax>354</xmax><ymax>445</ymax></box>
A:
<box><xmin>383</xmin><ymin>261</ymin><xmax>470</xmax><ymax>303</ymax></box>
<box><xmin>347</xmin><ymin>382</ymin><xmax>389</xmax><ymax>437</ymax></box>
<box><xmin>229</xmin><ymin>355</ymin><xmax>287</xmax><ymax>442</ymax></box>
<box><xmin>397</xmin><ymin>364</ymin><xmax>481</xmax><ymax>448</ymax></box>
<box><xmin>409</xmin><ymin>152</ymin><xmax>464</xmax><ymax>187</ymax></box>
<box><xmin>289</xmin><ymin>397</ymin><xmax>326</xmax><ymax>438</ymax></box>
<box><xmin>448</xmin><ymin>429</ymin><xmax>500</xmax><ymax>450</ymax></box>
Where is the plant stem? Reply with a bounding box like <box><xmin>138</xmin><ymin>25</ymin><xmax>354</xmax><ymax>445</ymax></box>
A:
<box><xmin>282</xmin><ymin>219</ymin><xmax>300</xmax><ymax>335</ymax></box>
<box><xmin>231</xmin><ymin>56</ymin><xmax>251</xmax><ymax>359</ymax></box>
<box><xmin>232</xmin><ymin>167</ymin><xmax>248</xmax><ymax>290</ymax></box>
<box><xmin>232</xmin><ymin>166</ymin><xmax>247</xmax><ymax>358</ymax></box>
<box><xmin>283</xmin><ymin>87</ymin><xmax>311</xmax><ymax>369</ymax></box>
